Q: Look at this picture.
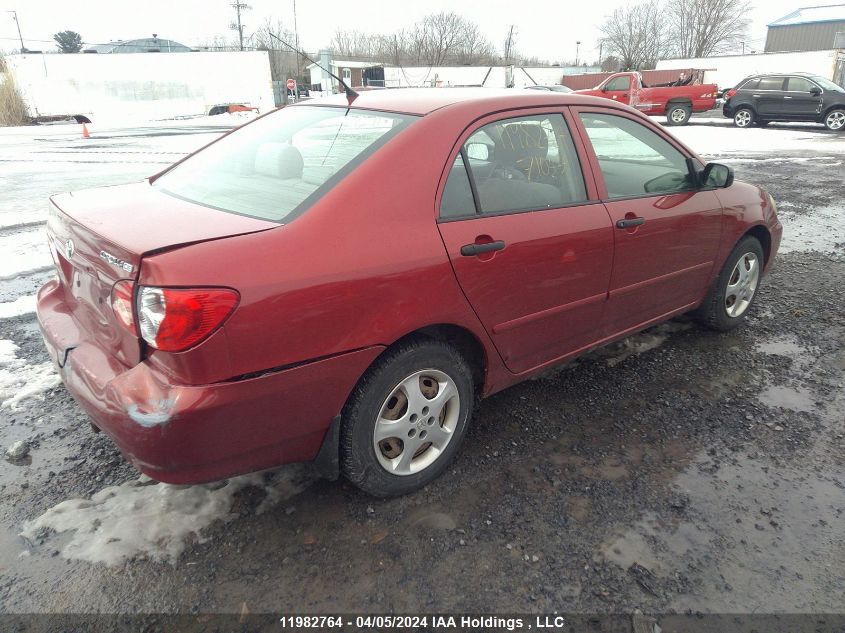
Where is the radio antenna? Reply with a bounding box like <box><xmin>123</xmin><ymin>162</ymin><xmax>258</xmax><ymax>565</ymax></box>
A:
<box><xmin>269</xmin><ymin>32</ymin><xmax>358</xmax><ymax>105</ymax></box>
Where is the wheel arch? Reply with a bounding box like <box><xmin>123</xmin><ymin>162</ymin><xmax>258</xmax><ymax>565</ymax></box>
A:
<box><xmin>666</xmin><ymin>98</ymin><xmax>692</xmax><ymax>110</ymax></box>
<box><xmin>743</xmin><ymin>224</ymin><xmax>772</xmax><ymax>265</ymax></box>
<box><xmin>391</xmin><ymin>324</ymin><xmax>488</xmax><ymax>394</ymax></box>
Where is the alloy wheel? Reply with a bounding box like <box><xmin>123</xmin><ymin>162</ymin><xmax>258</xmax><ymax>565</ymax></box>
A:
<box><xmin>373</xmin><ymin>369</ymin><xmax>460</xmax><ymax>476</ymax></box>
<box><xmin>735</xmin><ymin>110</ymin><xmax>752</xmax><ymax>128</ymax></box>
<box><xmin>725</xmin><ymin>252</ymin><xmax>760</xmax><ymax>318</ymax></box>
<box><xmin>670</xmin><ymin>107</ymin><xmax>688</xmax><ymax>123</ymax></box>
<box><xmin>826</xmin><ymin>110</ymin><xmax>845</xmax><ymax>131</ymax></box>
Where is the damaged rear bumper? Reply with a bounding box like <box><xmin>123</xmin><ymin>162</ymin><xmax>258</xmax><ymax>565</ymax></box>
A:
<box><xmin>36</xmin><ymin>279</ymin><xmax>383</xmax><ymax>484</ymax></box>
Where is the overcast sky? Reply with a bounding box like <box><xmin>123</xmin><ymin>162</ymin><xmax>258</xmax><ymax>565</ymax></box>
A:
<box><xmin>0</xmin><ymin>0</ymin><xmax>806</xmax><ymax>61</ymax></box>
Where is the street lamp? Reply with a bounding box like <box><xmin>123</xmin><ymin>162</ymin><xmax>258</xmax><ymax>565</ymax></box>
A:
<box><xmin>575</xmin><ymin>41</ymin><xmax>581</xmax><ymax>67</ymax></box>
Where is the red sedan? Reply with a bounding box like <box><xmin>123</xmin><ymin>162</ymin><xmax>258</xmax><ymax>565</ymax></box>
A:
<box><xmin>37</xmin><ymin>89</ymin><xmax>782</xmax><ymax>496</ymax></box>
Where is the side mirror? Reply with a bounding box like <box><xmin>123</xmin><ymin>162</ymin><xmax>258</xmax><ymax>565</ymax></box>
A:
<box><xmin>809</xmin><ymin>86</ymin><xmax>821</xmax><ymax>96</ymax></box>
<box><xmin>701</xmin><ymin>162</ymin><xmax>734</xmax><ymax>189</ymax></box>
<box><xmin>466</xmin><ymin>142</ymin><xmax>490</xmax><ymax>161</ymax></box>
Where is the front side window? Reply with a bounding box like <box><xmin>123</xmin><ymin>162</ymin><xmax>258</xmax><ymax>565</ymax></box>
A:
<box><xmin>810</xmin><ymin>76</ymin><xmax>845</xmax><ymax>93</ymax></box>
<box><xmin>155</xmin><ymin>107</ymin><xmax>415</xmax><ymax>222</ymax></box>
<box><xmin>579</xmin><ymin>112</ymin><xmax>695</xmax><ymax>200</ymax></box>
<box><xmin>786</xmin><ymin>77</ymin><xmax>818</xmax><ymax>92</ymax></box>
<box><xmin>757</xmin><ymin>76</ymin><xmax>786</xmax><ymax>91</ymax></box>
<box><xmin>440</xmin><ymin>113</ymin><xmax>587</xmax><ymax>217</ymax></box>
<box><xmin>605</xmin><ymin>76</ymin><xmax>630</xmax><ymax>91</ymax></box>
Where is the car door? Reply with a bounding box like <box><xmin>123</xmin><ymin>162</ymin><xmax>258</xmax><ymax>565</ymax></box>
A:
<box><xmin>783</xmin><ymin>76</ymin><xmax>824</xmax><ymax>120</ymax></box>
<box><xmin>602</xmin><ymin>75</ymin><xmax>634</xmax><ymax>105</ymax></box>
<box><xmin>437</xmin><ymin>110</ymin><xmax>614</xmax><ymax>374</ymax></box>
<box><xmin>572</xmin><ymin>108</ymin><xmax>723</xmax><ymax>336</ymax></box>
<box><xmin>753</xmin><ymin>76</ymin><xmax>787</xmax><ymax>117</ymax></box>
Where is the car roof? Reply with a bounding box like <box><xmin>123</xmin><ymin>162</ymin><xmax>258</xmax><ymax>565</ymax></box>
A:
<box><xmin>294</xmin><ymin>87</ymin><xmax>617</xmax><ymax>116</ymax></box>
<box><xmin>744</xmin><ymin>71</ymin><xmax>820</xmax><ymax>79</ymax></box>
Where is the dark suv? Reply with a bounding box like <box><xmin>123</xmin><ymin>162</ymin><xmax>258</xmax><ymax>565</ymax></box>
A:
<box><xmin>723</xmin><ymin>73</ymin><xmax>845</xmax><ymax>131</ymax></box>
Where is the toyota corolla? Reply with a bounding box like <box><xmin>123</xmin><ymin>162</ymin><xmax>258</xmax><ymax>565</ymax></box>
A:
<box><xmin>37</xmin><ymin>89</ymin><xmax>782</xmax><ymax>496</ymax></box>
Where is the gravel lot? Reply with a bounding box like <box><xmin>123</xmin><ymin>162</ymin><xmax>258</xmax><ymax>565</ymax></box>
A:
<box><xmin>0</xmin><ymin>114</ymin><xmax>843</xmax><ymax>623</ymax></box>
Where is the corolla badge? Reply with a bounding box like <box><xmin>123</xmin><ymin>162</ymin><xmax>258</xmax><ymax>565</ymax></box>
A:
<box><xmin>64</xmin><ymin>239</ymin><xmax>75</xmax><ymax>260</ymax></box>
<box><xmin>99</xmin><ymin>250</ymin><xmax>135</xmax><ymax>274</ymax></box>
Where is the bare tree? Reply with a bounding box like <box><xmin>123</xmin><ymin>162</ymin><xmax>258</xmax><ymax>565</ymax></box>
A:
<box><xmin>253</xmin><ymin>18</ymin><xmax>298</xmax><ymax>82</ymax></box>
<box><xmin>668</xmin><ymin>0</ymin><xmax>750</xmax><ymax>58</ymax></box>
<box><xmin>600</xmin><ymin>0</ymin><xmax>670</xmax><ymax>70</ymax></box>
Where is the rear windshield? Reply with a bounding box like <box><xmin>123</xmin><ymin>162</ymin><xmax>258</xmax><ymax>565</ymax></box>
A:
<box><xmin>154</xmin><ymin>107</ymin><xmax>416</xmax><ymax>222</ymax></box>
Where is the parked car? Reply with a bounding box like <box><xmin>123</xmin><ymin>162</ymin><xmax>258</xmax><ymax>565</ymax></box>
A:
<box><xmin>723</xmin><ymin>73</ymin><xmax>845</xmax><ymax>131</ymax></box>
<box><xmin>524</xmin><ymin>85</ymin><xmax>573</xmax><ymax>93</ymax></box>
<box><xmin>37</xmin><ymin>89</ymin><xmax>781</xmax><ymax>497</ymax></box>
<box><xmin>575</xmin><ymin>71</ymin><xmax>719</xmax><ymax>125</ymax></box>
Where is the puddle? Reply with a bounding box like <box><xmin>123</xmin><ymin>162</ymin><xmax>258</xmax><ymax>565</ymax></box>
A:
<box><xmin>755</xmin><ymin>334</ymin><xmax>814</xmax><ymax>371</ymax></box>
<box><xmin>759</xmin><ymin>384</ymin><xmax>816</xmax><ymax>413</ymax></box>
<box><xmin>600</xmin><ymin>449</ymin><xmax>845</xmax><ymax>612</ymax></box>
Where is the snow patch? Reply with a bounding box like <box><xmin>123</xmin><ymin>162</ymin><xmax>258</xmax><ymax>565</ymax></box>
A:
<box><xmin>21</xmin><ymin>467</ymin><xmax>313</xmax><ymax>565</ymax></box>
<box><xmin>779</xmin><ymin>205</ymin><xmax>845</xmax><ymax>254</ymax></box>
<box><xmin>597</xmin><ymin>321</ymin><xmax>693</xmax><ymax>367</ymax></box>
<box><xmin>0</xmin><ymin>228</ymin><xmax>52</xmax><ymax>281</ymax></box>
<box><xmin>0</xmin><ymin>295</ymin><xmax>36</xmax><ymax>319</ymax></box>
<box><xmin>0</xmin><ymin>339</ymin><xmax>61</xmax><ymax>409</ymax></box>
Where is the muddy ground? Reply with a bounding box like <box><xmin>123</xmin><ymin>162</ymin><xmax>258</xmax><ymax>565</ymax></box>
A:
<box><xmin>0</xmin><ymin>118</ymin><xmax>843</xmax><ymax>625</ymax></box>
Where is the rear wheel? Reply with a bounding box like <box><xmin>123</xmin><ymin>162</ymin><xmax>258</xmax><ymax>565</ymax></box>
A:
<box><xmin>824</xmin><ymin>108</ymin><xmax>845</xmax><ymax>131</ymax></box>
<box><xmin>694</xmin><ymin>236</ymin><xmax>764</xmax><ymax>331</ymax></box>
<box><xmin>666</xmin><ymin>104</ymin><xmax>692</xmax><ymax>126</ymax></box>
<box><xmin>340</xmin><ymin>338</ymin><xmax>474</xmax><ymax>497</ymax></box>
<box><xmin>733</xmin><ymin>108</ymin><xmax>755</xmax><ymax>128</ymax></box>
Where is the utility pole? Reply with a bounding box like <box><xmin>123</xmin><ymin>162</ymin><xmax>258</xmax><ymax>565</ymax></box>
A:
<box><xmin>230</xmin><ymin>1</ymin><xmax>251</xmax><ymax>51</ymax></box>
<box><xmin>598</xmin><ymin>40</ymin><xmax>603</xmax><ymax>67</ymax></box>
<box><xmin>575</xmin><ymin>41</ymin><xmax>581</xmax><ymax>67</ymax></box>
<box><xmin>292</xmin><ymin>0</ymin><xmax>301</xmax><ymax>84</ymax></box>
<box><xmin>7</xmin><ymin>11</ymin><xmax>25</xmax><ymax>53</ymax></box>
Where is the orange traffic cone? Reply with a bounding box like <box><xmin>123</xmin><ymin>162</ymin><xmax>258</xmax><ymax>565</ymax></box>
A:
<box><xmin>82</xmin><ymin>123</ymin><xmax>90</xmax><ymax>139</ymax></box>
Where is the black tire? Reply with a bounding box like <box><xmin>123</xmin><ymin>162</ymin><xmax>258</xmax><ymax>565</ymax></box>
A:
<box><xmin>694</xmin><ymin>236</ymin><xmax>765</xmax><ymax>331</ymax></box>
<box><xmin>666</xmin><ymin>103</ymin><xmax>692</xmax><ymax>126</ymax></box>
<box><xmin>823</xmin><ymin>107</ymin><xmax>845</xmax><ymax>131</ymax></box>
<box><xmin>340</xmin><ymin>338</ymin><xmax>474</xmax><ymax>497</ymax></box>
<box><xmin>733</xmin><ymin>107</ymin><xmax>755</xmax><ymax>128</ymax></box>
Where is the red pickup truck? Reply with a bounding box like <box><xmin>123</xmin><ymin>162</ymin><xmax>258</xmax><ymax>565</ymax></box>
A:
<box><xmin>575</xmin><ymin>72</ymin><xmax>719</xmax><ymax>126</ymax></box>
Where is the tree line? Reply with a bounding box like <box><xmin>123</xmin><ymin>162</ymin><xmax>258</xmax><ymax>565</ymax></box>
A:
<box><xmin>601</xmin><ymin>0</ymin><xmax>750</xmax><ymax>71</ymax></box>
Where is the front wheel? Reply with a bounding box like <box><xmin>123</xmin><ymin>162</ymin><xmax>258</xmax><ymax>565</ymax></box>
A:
<box><xmin>733</xmin><ymin>108</ymin><xmax>755</xmax><ymax>128</ymax></box>
<box><xmin>340</xmin><ymin>338</ymin><xmax>474</xmax><ymax>497</ymax></box>
<box><xmin>694</xmin><ymin>236</ymin><xmax>764</xmax><ymax>331</ymax></box>
<box><xmin>824</xmin><ymin>108</ymin><xmax>845</xmax><ymax>131</ymax></box>
<box><xmin>666</xmin><ymin>104</ymin><xmax>692</xmax><ymax>126</ymax></box>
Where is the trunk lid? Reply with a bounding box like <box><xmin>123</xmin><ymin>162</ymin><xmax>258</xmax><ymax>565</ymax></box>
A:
<box><xmin>46</xmin><ymin>181</ymin><xmax>277</xmax><ymax>367</ymax></box>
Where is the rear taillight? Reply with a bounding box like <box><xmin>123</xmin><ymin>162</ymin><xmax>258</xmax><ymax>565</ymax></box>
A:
<box><xmin>111</xmin><ymin>280</ymin><xmax>137</xmax><ymax>335</ymax></box>
<box><xmin>137</xmin><ymin>287</ymin><xmax>239</xmax><ymax>352</ymax></box>
<box><xmin>725</xmin><ymin>89</ymin><xmax>737</xmax><ymax>99</ymax></box>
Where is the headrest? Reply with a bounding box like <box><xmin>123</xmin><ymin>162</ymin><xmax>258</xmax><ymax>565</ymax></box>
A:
<box><xmin>254</xmin><ymin>143</ymin><xmax>304</xmax><ymax>179</ymax></box>
<box><xmin>495</xmin><ymin>123</ymin><xmax>548</xmax><ymax>166</ymax></box>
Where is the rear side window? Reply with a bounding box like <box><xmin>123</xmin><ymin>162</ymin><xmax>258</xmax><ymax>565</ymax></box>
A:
<box><xmin>786</xmin><ymin>77</ymin><xmax>818</xmax><ymax>92</ymax></box>
<box><xmin>440</xmin><ymin>113</ymin><xmax>587</xmax><ymax>218</ymax></box>
<box><xmin>757</xmin><ymin>76</ymin><xmax>786</xmax><ymax>91</ymax></box>
<box><xmin>739</xmin><ymin>78</ymin><xmax>759</xmax><ymax>90</ymax></box>
<box><xmin>155</xmin><ymin>107</ymin><xmax>415</xmax><ymax>222</ymax></box>
<box><xmin>579</xmin><ymin>112</ymin><xmax>695</xmax><ymax>200</ymax></box>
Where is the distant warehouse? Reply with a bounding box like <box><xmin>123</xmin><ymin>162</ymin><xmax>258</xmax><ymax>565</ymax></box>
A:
<box><xmin>84</xmin><ymin>36</ymin><xmax>192</xmax><ymax>54</ymax></box>
<box><xmin>765</xmin><ymin>4</ymin><xmax>845</xmax><ymax>52</ymax></box>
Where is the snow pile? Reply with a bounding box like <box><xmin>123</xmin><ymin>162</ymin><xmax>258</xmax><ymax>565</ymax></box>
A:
<box><xmin>21</xmin><ymin>466</ymin><xmax>313</xmax><ymax>565</ymax></box>
<box><xmin>0</xmin><ymin>339</ymin><xmax>60</xmax><ymax>409</ymax></box>
<box><xmin>0</xmin><ymin>295</ymin><xmax>36</xmax><ymax>319</ymax></box>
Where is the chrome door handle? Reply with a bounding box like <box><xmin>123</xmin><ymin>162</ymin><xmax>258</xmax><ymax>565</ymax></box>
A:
<box><xmin>784</xmin><ymin>96</ymin><xmax>793</xmax><ymax>99</ymax></box>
